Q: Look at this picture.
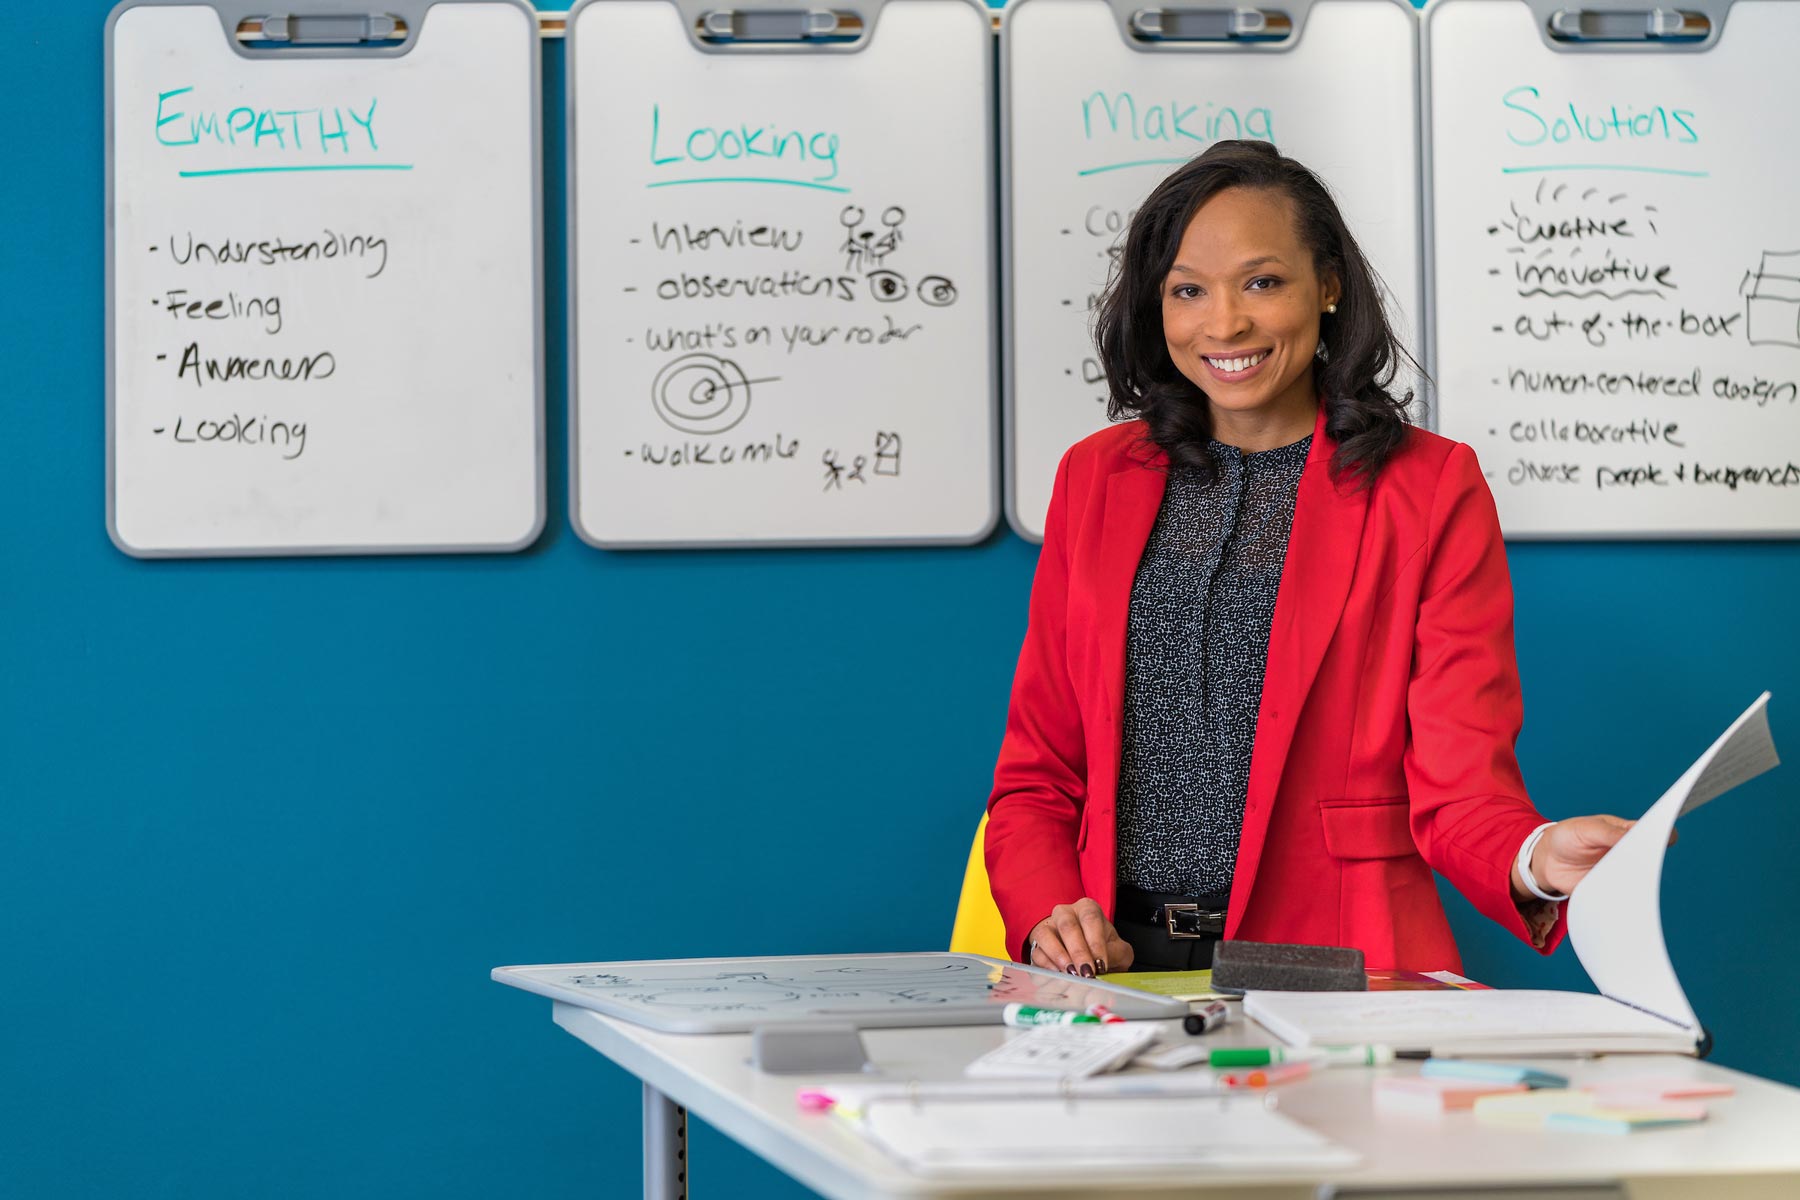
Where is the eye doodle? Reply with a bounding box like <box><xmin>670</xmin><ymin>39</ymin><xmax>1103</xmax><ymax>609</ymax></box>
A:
<box><xmin>916</xmin><ymin>274</ymin><xmax>959</xmax><ymax>308</ymax></box>
<box><xmin>866</xmin><ymin>270</ymin><xmax>909</xmax><ymax>303</ymax></box>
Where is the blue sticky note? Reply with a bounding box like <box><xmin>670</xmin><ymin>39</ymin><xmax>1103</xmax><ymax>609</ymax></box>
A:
<box><xmin>1421</xmin><ymin>1059</ymin><xmax>1568</xmax><ymax>1090</ymax></box>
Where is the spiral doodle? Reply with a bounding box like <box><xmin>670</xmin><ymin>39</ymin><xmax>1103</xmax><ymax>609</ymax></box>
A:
<box><xmin>866</xmin><ymin>269</ymin><xmax>909</xmax><ymax>303</ymax></box>
<box><xmin>917</xmin><ymin>274</ymin><xmax>959</xmax><ymax>308</ymax></box>
<box><xmin>651</xmin><ymin>352</ymin><xmax>754</xmax><ymax>435</ymax></box>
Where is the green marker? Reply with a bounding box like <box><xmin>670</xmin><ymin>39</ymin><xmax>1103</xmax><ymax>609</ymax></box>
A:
<box><xmin>1210</xmin><ymin>1044</ymin><xmax>1396</xmax><ymax>1068</ymax></box>
<box><xmin>1002</xmin><ymin>1003</ymin><xmax>1102</xmax><ymax>1027</ymax></box>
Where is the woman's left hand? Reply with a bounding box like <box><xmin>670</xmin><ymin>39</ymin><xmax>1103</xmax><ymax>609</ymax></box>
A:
<box><xmin>1517</xmin><ymin>815</ymin><xmax>1664</xmax><ymax>899</ymax></box>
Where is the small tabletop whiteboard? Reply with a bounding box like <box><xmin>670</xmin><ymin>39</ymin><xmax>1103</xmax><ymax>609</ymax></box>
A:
<box><xmin>106</xmin><ymin>0</ymin><xmax>543</xmax><ymax>556</ymax></box>
<box><xmin>492</xmin><ymin>952</ymin><xmax>1187</xmax><ymax>1032</ymax></box>
<box><xmin>1426</xmin><ymin>0</ymin><xmax>1800</xmax><ymax>538</ymax></box>
<box><xmin>567</xmin><ymin>0</ymin><xmax>999</xmax><ymax>547</ymax></box>
<box><xmin>1003</xmin><ymin>0</ymin><xmax>1424</xmax><ymax>540</ymax></box>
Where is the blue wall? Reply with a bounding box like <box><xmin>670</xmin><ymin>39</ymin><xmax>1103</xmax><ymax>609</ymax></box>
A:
<box><xmin>4</xmin><ymin>3</ymin><xmax>1796</xmax><ymax>1197</ymax></box>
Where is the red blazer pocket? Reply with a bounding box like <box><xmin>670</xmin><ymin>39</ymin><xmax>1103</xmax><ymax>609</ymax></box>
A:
<box><xmin>1319</xmin><ymin>798</ymin><xmax>1417</xmax><ymax>859</ymax></box>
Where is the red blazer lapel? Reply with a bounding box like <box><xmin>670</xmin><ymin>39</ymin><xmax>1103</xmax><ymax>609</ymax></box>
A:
<box><xmin>1227</xmin><ymin>406</ymin><xmax>1371</xmax><ymax>936</ymax></box>
<box><xmin>1089</xmin><ymin>441</ymin><xmax>1167</xmax><ymax>914</ymax></box>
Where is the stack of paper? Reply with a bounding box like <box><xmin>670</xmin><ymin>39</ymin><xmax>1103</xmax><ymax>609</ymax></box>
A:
<box><xmin>854</xmin><ymin>1094</ymin><xmax>1359</xmax><ymax>1175</ymax></box>
<box><xmin>1245</xmin><ymin>988</ymin><xmax>1697</xmax><ymax>1055</ymax></box>
<box><xmin>1248</xmin><ymin>695</ymin><xmax>1778</xmax><ymax>1058</ymax></box>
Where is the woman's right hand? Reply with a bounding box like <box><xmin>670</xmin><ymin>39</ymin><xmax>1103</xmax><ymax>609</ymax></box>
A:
<box><xmin>1028</xmin><ymin>899</ymin><xmax>1134</xmax><ymax>977</ymax></box>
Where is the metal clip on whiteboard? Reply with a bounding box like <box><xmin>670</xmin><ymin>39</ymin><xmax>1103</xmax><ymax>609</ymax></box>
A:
<box><xmin>1545</xmin><ymin>7</ymin><xmax>1710</xmax><ymax>41</ymax></box>
<box><xmin>255</xmin><ymin>13</ymin><xmax>406</xmax><ymax>43</ymax></box>
<box><xmin>697</xmin><ymin>8</ymin><xmax>866</xmax><ymax>42</ymax></box>
<box><xmin>1128</xmin><ymin>7</ymin><xmax>1293</xmax><ymax>42</ymax></box>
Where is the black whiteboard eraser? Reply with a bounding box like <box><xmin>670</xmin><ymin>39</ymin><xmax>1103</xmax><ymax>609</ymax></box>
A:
<box><xmin>1210</xmin><ymin>940</ymin><xmax>1367</xmax><ymax>993</ymax></box>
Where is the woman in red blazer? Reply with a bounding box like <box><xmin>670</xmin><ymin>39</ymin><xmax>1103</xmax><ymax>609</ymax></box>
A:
<box><xmin>987</xmin><ymin>141</ymin><xmax>1634</xmax><ymax>976</ymax></box>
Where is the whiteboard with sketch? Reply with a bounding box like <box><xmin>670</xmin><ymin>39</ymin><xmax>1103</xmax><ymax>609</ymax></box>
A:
<box><xmin>492</xmin><ymin>953</ymin><xmax>1187</xmax><ymax>1032</ymax></box>
<box><xmin>566</xmin><ymin>0</ymin><xmax>999</xmax><ymax>548</ymax></box>
<box><xmin>1003</xmin><ymin>0</ymin><xmax>1424</xmax><ymax>541</ymax></box>
<box><xmin>1426</xmin><ymin>0</ymin><xmax>1800</xmax><ymax>537</ymax></box>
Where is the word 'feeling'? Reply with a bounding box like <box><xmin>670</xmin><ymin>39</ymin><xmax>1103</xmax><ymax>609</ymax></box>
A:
<box><xmin>1082</xmin><ymin>91</ymin><xmax>1273</xmax><ymax>144</ymax></box>
<box><xmin>154</xmin><ymin>87</ymin><xmax>380</xmax><ymax>152</ymax></box>
<box><xmin>1501</xmin><ymin>87</ymin><xmax>1697</xmax><ymax>147</ymax></box>
<box><xmin>649</xmin><ymin>105</ymin><xmax>842</xmax><ymax>183</ymax></box>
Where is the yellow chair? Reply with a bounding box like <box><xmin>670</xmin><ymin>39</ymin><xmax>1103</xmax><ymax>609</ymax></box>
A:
<box><xmin>949</xmin><ymin>813</ymin><xmax>1010</xmax><ymax>959</ymax></box>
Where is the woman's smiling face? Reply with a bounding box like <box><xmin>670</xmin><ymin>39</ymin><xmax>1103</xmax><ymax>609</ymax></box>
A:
<box><xmin>1161</xmin><ymin>186</ymin><xmax>1339</xmax><ymax>441</ymax></box>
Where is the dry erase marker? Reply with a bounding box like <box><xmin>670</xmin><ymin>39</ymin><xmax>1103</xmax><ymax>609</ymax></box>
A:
<box><xmin>1212</xmin><ymin>1043</ymin><xmax>1395</xmax><ymax>1068</ymax></box>
<box><xmin>1086</xmin><ymin>1004</ymin><xmax>1127</xmax><ymax>1024</ymax></box>
<box><xmin>1219</xmin><ymin>1061</ymin><xmax>1313</xmax><ymax>1089</ymax></box>
<box><xmin>1210</xmin><ymin>1045</ymin><xmax>1319</xmax><ymax>1067</ymax></box>
<box><xmin>1002</xmin><ymin>1003</ymin><xmax>1100</xmax><ymax>1027</ymax></box>
<box><xmin>1183</xmin><ymin>1001</ymin><xmax>1229</xmax><ymax>1035</ymax></box>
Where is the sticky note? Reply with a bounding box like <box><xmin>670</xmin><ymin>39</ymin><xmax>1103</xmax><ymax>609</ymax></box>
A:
<box><xmin>1545</xmin><ymin>1103</ymin><xmax>1707</xmax><ymax>1134</ymax></box>
<box><xmin>1422</xmin><ymin>1059</ymin><xmax>1568</xmax><ymax>1089</ymax></box>
<box><xmin>1375</xmin><ymin>1076</ymin><xmax>1528</xmax><ymax>1115</ymax></box>
<box><xmin>1592</xmin><ymin>1077</ymin><xmax>1735</xmax><ymax>1106</ymax></box>
<box><xmin>1472</xmin><ymin>1089</ymin><xmax>1596</xmax><ymax>1130</ymax></box>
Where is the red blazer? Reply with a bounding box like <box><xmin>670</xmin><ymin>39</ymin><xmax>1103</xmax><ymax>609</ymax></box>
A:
<box><xmin>986</xmin><ymin>404</ymin><xmax>1564</xmax><ymax>972</ymax></box>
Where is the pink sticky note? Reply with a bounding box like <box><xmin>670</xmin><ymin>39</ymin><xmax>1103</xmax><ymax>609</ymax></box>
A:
<box><xmin>1593</xmin><ymin>1077</ymin><xmax>1735</xmax><ymax>1105</ymax></box>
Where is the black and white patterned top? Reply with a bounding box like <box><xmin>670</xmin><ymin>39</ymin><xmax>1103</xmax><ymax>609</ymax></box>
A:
<box><xmin>1115</xmin><ymin>434</ymin><xmax>1312</xmax><ymax>898</ymax></box>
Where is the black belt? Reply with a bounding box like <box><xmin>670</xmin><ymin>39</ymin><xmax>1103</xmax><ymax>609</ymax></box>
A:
<box><xmin>1115</xmin><ymin>884</ymin><xmax>1229</xmax><ymax>939</ymax></box>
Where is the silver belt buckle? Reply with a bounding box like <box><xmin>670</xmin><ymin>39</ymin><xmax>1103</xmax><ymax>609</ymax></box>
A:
<box><xmin>1162</xmin><ymin>903</ymin><xmax>1224</xmax><ymax>939</ymax></box>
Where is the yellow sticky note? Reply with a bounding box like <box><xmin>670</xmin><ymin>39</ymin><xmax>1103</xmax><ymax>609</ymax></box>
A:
<box><xmin>1472</xmin><ymin>1089</ymin><xmax>1596</xmax><ymax>1130</ymax></box>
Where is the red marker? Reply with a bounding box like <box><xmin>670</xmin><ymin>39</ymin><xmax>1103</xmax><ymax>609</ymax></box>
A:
<box><xmin>1086</xmin><ymin>1004</ymin><xmax>1126</xmax><ymax>1024</ymax></box>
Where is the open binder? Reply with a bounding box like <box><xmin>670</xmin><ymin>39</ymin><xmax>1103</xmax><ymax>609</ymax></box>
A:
<box><xmin>1248</xmin><ymin>693</ymin><xmax>1779</xmax><ymax>1056</ymax></box>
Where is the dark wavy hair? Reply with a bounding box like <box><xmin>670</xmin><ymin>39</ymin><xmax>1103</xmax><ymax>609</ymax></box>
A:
<box><xmin>1093</xmin><ymin>139</ymin><xmax>1422</xmax><ymax>487</ymax></box>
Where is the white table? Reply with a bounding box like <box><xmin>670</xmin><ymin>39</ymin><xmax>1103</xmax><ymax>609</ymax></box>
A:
<box><xmin>548</xmin><ymin>1000</ymin><xmax>1800</xmax><ymax>1199</ymax></box>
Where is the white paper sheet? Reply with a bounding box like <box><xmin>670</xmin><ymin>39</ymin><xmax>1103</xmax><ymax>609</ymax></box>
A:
<box><xmin>1569</xmin><ymin>693</ymin><xmax>1779</xmax><ymax>1032</ymax></box>
<box><xmin>857</xmin><ymin>1094</ymin><xmax>1358</xmax><ymax>1176</ymax></box>
<box><xmin>1244</xmin><ymin>988</ymin><xmax>1690</xmax><ymax>1052</ymax></box>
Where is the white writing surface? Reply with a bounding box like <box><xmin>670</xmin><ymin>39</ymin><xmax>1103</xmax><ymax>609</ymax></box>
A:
<box><xmin>107</xmin><ymin>1</ymin><xmax>543</xmax><ymax>556</ymax></box>
<box><xmin>1005</xmin><ymin>0</ymin><xmax>1422</xmax><ymax>540</ymax></box>
<box><xmin>1428</xmin><ymin>0</ymin><xmax>1800</xmax><ymax>536</ymax></box>
<box><xmin>569</xmin><ymin>0</ymin><xmax>999</xmax><ymax>547</ymax></box>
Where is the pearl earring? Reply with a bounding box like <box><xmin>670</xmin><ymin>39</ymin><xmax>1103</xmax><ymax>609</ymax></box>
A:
<box><xmin>1325</xmin><ymin>303</ymin><xmax>1338</xmax><ymax>314</ymax></box>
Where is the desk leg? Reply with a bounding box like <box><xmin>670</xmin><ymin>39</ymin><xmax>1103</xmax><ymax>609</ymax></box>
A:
<box><xmin>642</xmin><ymin>1082</ymin><xmax>687</xmax><ymax>1200</ymax></box>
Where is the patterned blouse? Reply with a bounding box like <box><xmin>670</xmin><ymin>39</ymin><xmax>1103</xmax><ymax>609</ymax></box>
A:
<box><xmin>1115</xmin><ymin>434</ymin><xmax>1312</xmax><ymax>898</ymax></box>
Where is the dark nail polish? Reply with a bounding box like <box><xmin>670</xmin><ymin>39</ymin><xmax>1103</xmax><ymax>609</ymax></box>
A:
<box><xmin>1097</xmin><ymin>960</ymin><xmax>1108</xmax><ymax>975</ymax></box>
<box><xmin>1065</xmin><ymin>965</ymin><xmax>1078</xmax><ymax>975</ymax></box>
<box><xmin>1079</xmin><ymin>964</ymin><xmax>1094</xmax><ymax>978</ymax></box>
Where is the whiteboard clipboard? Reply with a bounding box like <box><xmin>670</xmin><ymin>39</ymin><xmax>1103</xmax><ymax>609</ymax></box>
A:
<box><xmin>1423</xmin><ymin>0</ymin><xmax>1800</xmax><ymax>538</ymax></box>
<box><xmin>1001</xmin><ymin>0</ymin><xmax>1425</xmax><ymax>541</ymax></box>
<box><xmin>566</xmin><ymin>0</ymin><xmax>1000</xmax><ymax>548</ymax></box>
<box><xmin>491</xmin><ymin>952</ymin><xmax>1189</xmax><ymax>1032</ymax></box>
<box><xmin>105</xmin><ymin>0</ymin><xmax>545</xmax><ymax>557</ymax></box>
